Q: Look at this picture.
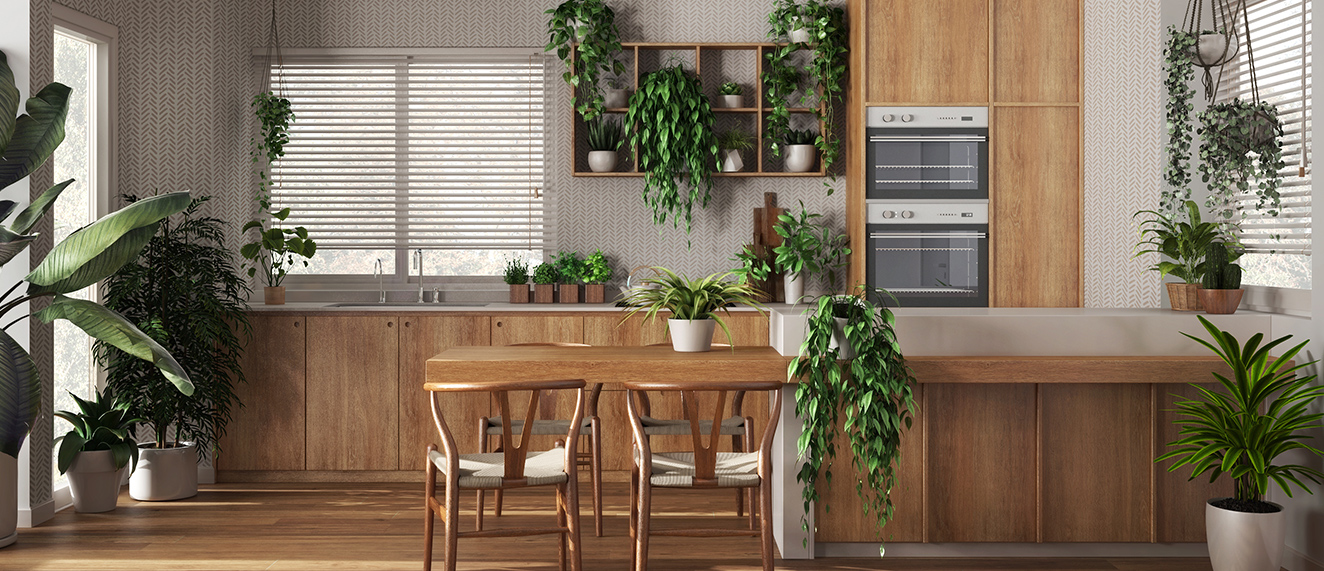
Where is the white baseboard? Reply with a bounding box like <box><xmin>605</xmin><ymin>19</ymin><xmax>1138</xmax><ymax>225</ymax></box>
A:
<box><xmin>1286</xmin><ymin>547</ymin><xmax>1324</xmax><ymax>571</ymax></box>
<box><xmin>816</xmin><ymin>543</ymin><xmax>1211</xmax><ymax>558</ymax></box>
<box><xmin>18</xmin><ymin>499</ymin><xmax>53</xmax><ymax>528</ymax></box>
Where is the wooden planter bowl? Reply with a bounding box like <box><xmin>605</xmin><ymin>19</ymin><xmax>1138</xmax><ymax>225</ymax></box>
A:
<box><xmin>584</xmin><ymin>284</ymin><xmax>606</xmax><ymax>304</ymax></box>
<box><xmin>1199</xmin><ymin>289</ymin><xmax>1244</xmax><ymax>315</ymax></box>
<box><xmin>509</xmin><ymin>284</ymin><xmax>529</xmax><ymax>304</ymax></box>
<box><xmin>264</xmin><ymin>286</ymin><xmax>286</xmax><ymax>305</ymax></box>
<box><xmin>533</xmin><ymin>284</ymin><xmax>555</xmax><ymax>304</ymax></box>
<box><xmin>1166</xmin><ymin>282</ymin><xmax>1203</xmax><ymax>312</ymax></box>
<box><xmin>559</xmin><ymin>284</ymin><xmax>580</xmax><ymax>303</ymax></box>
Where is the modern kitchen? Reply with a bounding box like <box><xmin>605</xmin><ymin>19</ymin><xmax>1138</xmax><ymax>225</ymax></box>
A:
<box><xmin>0</xmin><ymin>1</ymin><xmax>1321</xmax><ymax>570</ymax></box>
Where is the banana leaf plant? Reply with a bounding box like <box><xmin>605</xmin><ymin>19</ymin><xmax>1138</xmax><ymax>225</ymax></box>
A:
<box><xmin>0</xmin><ymin>49</ymin><xmax>194</xmax><ymax>461</ymax></box>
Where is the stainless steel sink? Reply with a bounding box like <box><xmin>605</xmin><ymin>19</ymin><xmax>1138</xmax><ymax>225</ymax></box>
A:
<box><xmin>326</xmin><ymin>302</ymin><xmax>489</xmax><ymax>308</ymax></box>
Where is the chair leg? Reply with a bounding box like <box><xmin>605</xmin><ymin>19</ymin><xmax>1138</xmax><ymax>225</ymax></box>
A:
<box><xmin>566</xmin><ymin>475</ymin><xmax>584</xmax><ymax>571</ymax></box>
<box><xmin>444</xmin><ymin>478</ymin><xmax>460</xmax><ymax>571</ymax></box>
<box><xmin>591</xmin><ymin>417</ymin><xmax>604</xmax><ymax>537</ymax></box>
<box><xmin>745</xmin><ymin>429</ymin><xmax>756</xmax><ymax>530</ymax></box>
<box><xmin>733</xmin><ymin>433</ymin><xmax>744</xmax><ymax>518</ymax></box>
<box><xmin>636</xmin><ymin>477</ymin><xmax>652</xmax><ymax>571</ymax></box>
<box><xmin>477</xmin><ymin>424</ymin><xmax>487</xmax><ymax>530</ymax></box>
<box><xmin>758</xmin><ymin>479</ymin><xmax>774</xmax><ymax>571</ymax></box>
<box><xmin>556</xmin><ymin>485</ymin><xmax>567</xmax><ymax>571</ymax></box>
<box><xmin>423</xmin><ymin>447</ymin><xmax>437</xmax><ymax>571</ymax></box>
<box><xmin>494</xmin><ymin>489</ymin><xmax>503</xmax><ymax>517</ymax></box>
<box><xmin>629</xmin><ymin>468</ymin><xmax>638</xmax><ymax>571</ymax></box>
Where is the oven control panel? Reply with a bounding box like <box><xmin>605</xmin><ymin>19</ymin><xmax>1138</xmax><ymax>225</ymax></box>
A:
<box><xmin>867</xmin><ymin>106</ymin><xmax>989</xmax><ymax>129</ymax></box>
<box><xmin>867</xmin><ymin>200</ymin><xmax>988</xmax><ymax>225</ymax></box>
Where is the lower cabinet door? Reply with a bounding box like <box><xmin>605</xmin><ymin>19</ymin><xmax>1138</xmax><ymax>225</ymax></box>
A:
<box><xmin>306</xmin><ymin>316</ymin><xmax>400</xmax><ymax>471</ymax></box>
<box><xmin>219</xmin><ymin>315</ymin><xmax>307</xmax><ymax>471</ymax></box>
<box><xmin>398</xmin><ymin>316</ymin><xmax>490</xmax><ymax>471</ymax></box>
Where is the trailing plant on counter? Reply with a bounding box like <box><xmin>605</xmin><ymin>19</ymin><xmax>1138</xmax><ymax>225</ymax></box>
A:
<box><xmin>503</xmin><ymin>258</ymin><xmax>530</xmax><ymax>285</ymax></box>
<box><xmin>545</xmin><ymin>0</ymin><xmax>626</xmax><ymax>121</ymax></box>
<box><xmin>531</xmin><ymin>263</ymin><xmax>560</xmax><ymax>285</ymax></box>
<box><xmin>54</xmin><ymin>389</ymin><xmax>144</xmax><ymax>476</ymax></box>
<box><xmin>581</xmin><ymin>250</ymin><xmax>612</xmax><ymax>284</ymax></box>
<box><xmin>789</xmin><ymin>287</ymin><xmax>917</xmax><ymax>551</ymax></box>
<box><xmin>1162</xmin><ymin>27</ymin><xmax>1198</xmax><ymax>213</ymax></box>
<box><xmin>623</xmin><ymin>64</ymin><xmax>719</xmax><ymax>236</ymax></box>
<box><xmin>1198</xmin><ymin>99</ymin><xmax>1286</xmax><ymax>223</ymax></box>
<box><xmin>620</xmin><ymin>267</ymin><xmax>764</xmax><ymax>344</ymax></box>
<box><xmin>1134</xmin><ymin>200</ymin><xmax>1230</xmax><ymax>284</ymax></box>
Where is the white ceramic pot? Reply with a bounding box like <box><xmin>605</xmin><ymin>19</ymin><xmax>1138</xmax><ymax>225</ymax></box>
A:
<box><xmin>130</xmin><ymin>443</ymin><xmax>198</xmax><ymax>501</ymax></box>
<box><xmin>67</xmin><ymin>450</ymin><xmax>126</xmax><ymax>513</ymax></box>
<box><xmin>668</xmin><ymin>319</ymin><xmax>717</xmax><ymax>352</ymax></box>
<box><xmin>788</xmin><ymin>27</ymin><xmax>812</xmax><ymax>44</ymax></box>
<box><xmin>721</xmin><ymin>149</ymin><xmax>744</xmax><ymax>173</ymax></box>
<box><xmin>720</xmin><ymin>94</ymin><xmax>743</xmax><ymax>109</ymax></box>
<box><xmin>603</xmin><ymin>88</ymin><xmax>630</xmax><ymax>109</ymax></box>
<box><xmin>784</xmin><ymin>144</ymin><xmax>817</xmax><ymax>172</ymax></box>
<box><xmin>1206</xmin><ymin>498</ymin><xmax>1286</xmax><ymax>571</ymax></box>
<box><xmin>1194</xmin><ymin>32</ymin><xmax>1238</xmax><ymax>66</ymax></box>
<box><xmin>783</xmin><ymin>272</ymin><xmax>805</xmax><ymax>304</ymax></box>
<box><xmin>587</xmin><ymin>150</ymin><xmax>618</xmax><ymax>173</ymax></box>
<box><xmin>829</xmin><ymin>316</ymin><xmax>856</xmax><ymax>360</ymax></box>
<box><xmin>1</xmin><ymin>453</ymin><xmax>16</xmax><ymax>548</ymax></box>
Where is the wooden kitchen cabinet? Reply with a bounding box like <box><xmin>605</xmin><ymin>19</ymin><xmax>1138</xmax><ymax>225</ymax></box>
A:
<box><xmin>305</xmin><ymin>316</ymin><xmax>400</xmax><ymax>470</ymax></box>
<box><xmin>490</xmin><ymin>315</ymin><xmax>584</xmax><ymax>345</ymax></box>
<box><xmin>398</xmin><ymin>316</ymin><xmax>490</xmax><ymax>471</ymax></box>
<box><xmin>219</xmin><ymin>315</ymin><xmax>306</xmax><ymax>471</ymax></box>
<box><xmin>993</xmin><ymin>0</ymin><xmax>1082</xmax><ymax>103</ymax></box>
<box><xmin>1155</xmin><ymin>383</ymin><xmax>1234</xmax><ymax>542</ymax></box>
<box><xmin>866</xmin><ymin>0</ymin><xmax>989</xmax><ymax>103</ymax></box>
<box><xmin>992</xmin><ymin>105</ymin><xmax>1082</xmax><ymax>307</ymax></box>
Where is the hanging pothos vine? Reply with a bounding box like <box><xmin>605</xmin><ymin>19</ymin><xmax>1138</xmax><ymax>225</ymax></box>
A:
<box><xmin>788</xmin><ymin>289</ymin><xmax>917</xmax><ymax>552</ymax></box>
<box><xmin>1162</xmin><ymin>27</ymin><xmax>1197</xmax><ymax>213</ymax></box>
<box><xmin>545</xmin><ymin>0</ymin><xmax>625</xmax><ymax>121</ymax></box>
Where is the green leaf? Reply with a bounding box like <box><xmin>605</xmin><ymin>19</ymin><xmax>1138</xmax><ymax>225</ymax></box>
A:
<box><xmin>0</xmin><ymin>230</ymin><xmax>34</xmax><ymax>267</ymax></box>
<box><xmin>0</xmin><ymin>51</ymin><xmax>22</xmax><ymax>155</ymax></box>
<box><xmin>27</xmin><ymin>192</ymin><xmax>190</xmax><ymax>288</ymax></box>
<box><xmin>27</xmin><ymin>224</ymin><xmax>158</xmax><ymax>295</ymax></box>
<box><xmin>35</xmin><ymin>295</ymin><xmax>193</xmax><ymax>396</ymax></box>
<box><xmin>0</xmin><ymin>82</ymin><xmax>70</xmax><ymax>193</ymax></box>
<box><xmin>11</xmin><ymin>178</ymin><xmax>74</xmax><ymax>235</ymax></box>
<box><xmin>0</xmin><ymin>328</ymin><xmax>40</xmax><ymax>458</ymax></box>
<box><xmin>56</xmin><ymin>432</ymin><xmax>87</xmax><ymax>474</ymax></box>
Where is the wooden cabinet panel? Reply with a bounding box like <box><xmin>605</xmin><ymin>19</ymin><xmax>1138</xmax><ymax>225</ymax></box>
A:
<box><xmin>584</xmin><ymin>313</ymin><xmax>667</xmax><ymax>346</ymax></box>
<box><xmin>306</xmin><ymin>316</ymin><xmax>400</xmax><ymax>470</ymax></box>
<box><xmin>220</xmin><ymin>316</ymin><xmax>306</xmax><ymax>471</ymax></box>
<box><xmin>398</xmin><ymin>316</ymin><xmax>490</xmax><ymax>470</ymax></box>
<box><xmin>993</xmin><ymin>0</ymin><xmax>1082</xmax><ymax>103</ymax></box>
<box><xmin>719</xmin><ymin>314</ymin><xmax>771</xmax><ymax>347</ymax></box>
<box><xmin>816</xmin><ymin>385</ymin><xmax>924</xmax><ymax>542</ymax></box>
<box><xmin>1156</xmin><ymin>383</ymin><xmax>1234</xmax><ymax>542</ymax></box>
<box><xmin>491</xmin><ymin>315</ymin><xmax>584</xmax><ymax>345</ymax></box>
<box><xmin>992</xmin><ymin>106</ymin><xmax>1082</xmax><ymax>307</ymax></box>
<box><xmin>866</xmin><ymin>0</ymin><xmax>990</xmax><ymax>103</ymax></box>
<box><xmin>926</xmin><ymin>383</ymin><xmax>1036</xmax><ymax>542</ymax></box>
<box><xmin>1040</xmin><ymin>384</ymin><xmax>1152</xmax><ymax>542</ymax></box>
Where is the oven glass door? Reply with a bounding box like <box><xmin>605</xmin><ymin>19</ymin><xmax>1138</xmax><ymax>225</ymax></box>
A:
<box><xmin>866</xmin><ymin>128</ymin><xmax>988</xmax><ymax>200</ymax></box>
<box><xmin>867</xmin><ymin>224</ymin><xmax>988</xmax><ymax>307</ymax></box>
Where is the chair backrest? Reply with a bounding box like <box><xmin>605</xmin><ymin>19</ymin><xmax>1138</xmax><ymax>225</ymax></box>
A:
<box><xmin>640</xmin><ymin>343</ymin><xmax>738</xmax><ymax>418</ymax></box>
<box><xmin>426</xmin><ymin>378</ymin><xmax>587</xmax><ymax>483</ymax></box>
<box><xmin>623</xmin><ymin>380</ymin><xmax>783</xmax><ymax>486</ymax></box>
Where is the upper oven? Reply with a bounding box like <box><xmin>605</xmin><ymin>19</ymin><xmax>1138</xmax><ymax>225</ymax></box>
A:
<box><xmin>866</xmin><ymin>106</ymin><xmax>988</xmax><ymax>200</ymax></box>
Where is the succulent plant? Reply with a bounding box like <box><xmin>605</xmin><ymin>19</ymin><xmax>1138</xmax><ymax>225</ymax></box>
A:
<box><xmin>719</xmin><ymin>82</ymin><xmax>742</xmax><ymax>96</ymax></box>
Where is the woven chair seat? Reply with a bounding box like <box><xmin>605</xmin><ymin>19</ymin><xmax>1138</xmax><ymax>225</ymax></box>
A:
<box><xmin>645</xmin><ymin>452</ymin><xmax>761</xmax><ymax>488</ymax></box>
<box><xmin>484</xmin><ymin>416</ymin><xmax>593</xmax><ymax>436</ymax></box>
<box><xmin>639</xmin><ymin>415</ymin><xmax>746</xmax><ymax>436</ymax></box>
<box><xmin>428</xmin><ymin>448</ymin><xmax>569</xmax><ymax>489</ymax></box>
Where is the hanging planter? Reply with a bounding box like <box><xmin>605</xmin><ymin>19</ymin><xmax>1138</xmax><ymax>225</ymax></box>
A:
<box><xmin>1180</xmin><ymin>0</ymin><xmax>1246</xmax><ymax>101</ymax></box>
<box><xmin>1161</xmin><ymin>27</ymin><xmax>1198</xmax><ymax>213</ymax></box>
<box><xmin>1197</xmin><ymin>100</ymin><xmax>1285</xmax><ymax>220</ymax></box>
<box><xmin>545</xmin><ymin>0</ymin><xmax>626</xmax><ymax>121</ymax></box>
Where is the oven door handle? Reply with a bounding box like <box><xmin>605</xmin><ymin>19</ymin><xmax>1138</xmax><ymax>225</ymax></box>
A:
<box><xmin>870</xmin><ymin>232</ymin><xmax>987</xmax><ymax>239</ymax></box>
<box><xmin>869</xmin><ymin>135</ymin><xmax>987</xmax><ymax>143</ymax></box>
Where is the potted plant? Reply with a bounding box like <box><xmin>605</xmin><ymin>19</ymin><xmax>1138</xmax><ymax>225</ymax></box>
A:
<box><xmin>718</xmin><ymin>82</ymin><xmax>744</xmax><ymax>108</ymax></box>
<box><xmin>586</xmin><ymin>117</ymin><xmax>622</xmax><ymax>173</ymax></box>
<box><xmin>623</xmin><ymin>64</ymin><xmax>719</xmax><ymax>236</ymax></box>
<box><xmin>54</xmin><ymin>390</ymin><xmax>143</xmax><ymax>513</ymax></box>
<box><xmin>1162</xmin><ymin>27</ymin><xmax>1197</xmax><ymax>213</ymax></box>
<box><xmin>545</xmin><ymin>0</ymin><xmax>625</xmax><ymax>120</ymax></box>
<box><xmin>770</xmin><ymin>0</ymin><xmax>812</xmax><ymax>44</ymax></box>
<box><xmin>603</xmin><ymin>74</ymin><xmax>630</xmax><ymax>109</ymax></box>
<box><xmin>717</xmin><ymin>130</ymin><xmax>755</xmax><ymax>173</ymax></box>
<box><xmin>581</xmin><ymin>250</ymin><xmax>612</xmax><ymax>304</ymax></box>
<box><xmin>242</xmin><ymin>90</ymin><xmax>316</xmax><ymax>305</ymax></box>
<box><xmin>782</xmin><ymin>128</ymin><xmax>818</xmax><ymax>173</ymax></box>
<box><xmin>504</xmin><ymin>258</ymin><xmax>530</xmax><ymax>304</ymax></box>
<box><xmin>764</xmin><ymin>0</ymin><xmax>848</xmax><ymax>181</ymax></box>
<box><xmin>1135</xmin><ymin>200</ymin><xmax>1225</xmax><ymax>311</ymax></box>
<box><xmin>1192</xmin><ymin>28</ymin><xmax>1239</xmax><ymax>68</ymax></box>
<box><xmin>733</xmin><ymin>203</ymin><xmax>849</xmax><ymax>304</ymax></box>
<box><xmin>1158</xmin><ymin>316</ymin><xmax>1324</xmax><ymax>571</ymax></box>
<box><xmin>0</xmin><ymin>50</ymin><xmax>193</xmax><ymax>547</ymax></box>
<box><xmin>789</xmin><ymin>286</ymin><xmax>917</xmax><ymax>546</ymax></box>
<box><xmin>621</xmin><ymin>267</ymin><xmax>763</xmax><ymax>352</ymax></box>
<box><xmin>99</xmin><ymin>195</ymin><xmax>251</xmax><ymax>502</ymax></box>
<box><xmin>553</xmin><ymin>251</ymin><xmax>584</xmax><ymax>303</ymax></box>
<box><xmin>1198</xmin><ymin>99</ymin><xmax>1285</xmax><ymax>221</ymax></box>
<box><xmin>1198</xmin><ymin>241</ymin><xmax>1244</xmax><ymax>314</ymax></box>
<box><xmin>531</xmin><ymin>263</ymin><xmax>559</xmax><ymax>303</ymax></box>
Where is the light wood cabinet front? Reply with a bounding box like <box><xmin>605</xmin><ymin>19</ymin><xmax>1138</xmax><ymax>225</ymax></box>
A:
<box><xmin>219</xmin><ymin>315</ymin><xmax>306</xmax><ymax>471</ymax></box>
<box><xmin>398</xmin><ymin>316</ymin><xmax>490</xmax><ymax>470</ymax></box>
<box><xmin>491</xmin><ymin>315</ymin><xmax>584</xmax><ymax>345</ymax></box>
<box><xmin>306</xmin><ymin>316</ymin><xmax>400</xmax><ymax>470</ymax></box>
<box><xmin>866</xmin><ymin>0</ymin><xmax>990</xmax><ymax>103</ymax></box>
<box><xmin>1156</xmin><ymin>383</ymin><xmax>1234</xmax><ymax>542</ymax></box>
<box><xmin>993</xmin><ymin>0</ymin><xmax>1082</xmax><ymax>103</ymax></box>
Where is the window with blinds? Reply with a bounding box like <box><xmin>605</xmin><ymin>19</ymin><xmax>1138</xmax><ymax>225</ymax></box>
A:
<box><xmin>1215</xmin><ymin>0</ymin><xmax>1311</xmax><ymax>289</ymax></box>
<box><xmin>268</xmin><ymin>53</ymin><xmax>549</xmax><ymax>277</ymax></box>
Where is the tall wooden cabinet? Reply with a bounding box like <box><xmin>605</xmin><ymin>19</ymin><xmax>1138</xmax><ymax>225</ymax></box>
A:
<box><xmin>865</xmin><ymin>0</ymin><xmax>989</xmax><ymax>104</ymax></box>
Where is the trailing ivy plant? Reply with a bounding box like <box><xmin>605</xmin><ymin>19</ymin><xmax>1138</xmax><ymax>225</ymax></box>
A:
<box><xmin>762</xmin><ymin>47</ymin><xmax>801</xmax><ymax>156</ymax></box>
<box><xmin>1162</xmin><ymin>27</ymin><xmax>1197</xmax><ymax>213</ymax></box>
<box><xmin>1197</xmin><ymin>99</ymin><xmax>1285</xmax><ymax>224</ymax></box>
<box><xmin>788</xmin><ymin>287</ymin><xmax>917</xmax><ymax>551</ymax></box>
<box><xmin>251</xmin><ymin>91</ymin><xmax>293</xmax><ymax>199</ymax></box>
<box><xmin>545</xmin><ymin>0</ymin><xmax>626</xmax><ymax>121</ymax></box>
<box><xmin>623</xmin><ymin>64</ymin><xmax>718</xmax><ymax>235</ymax></box>
<box><xmin>244</xmin><ymin>90</ymin><xmax>316</xmax><ymax>287</ymax></box>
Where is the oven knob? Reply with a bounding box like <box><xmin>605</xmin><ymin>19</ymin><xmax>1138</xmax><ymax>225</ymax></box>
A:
<box><xmin>901</xmin><ymin>114</ymin><xmax>914</xmax><ymax>123</ymax></box>
<box><xmin>881</xmin><ymin>210</ymin><xmax>896</xmax><ymax>219</ymax></box>
<box><xmin>900</xmin><ymin>210</ymin><xmax>915</xmax><ymax>219</ymax></box>
<box><xmin>881</xmin><ymin>113</ymin><xmax>895</xmax><ymax>123</ymax></box>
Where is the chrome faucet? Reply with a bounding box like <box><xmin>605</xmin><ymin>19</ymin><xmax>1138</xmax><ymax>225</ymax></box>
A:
<box><xmin>374</xmin><ymin>259</ymin><xmax>386</xmax><ymax>303</ymax></box>
<box><xmin>412</xmin><ymin>249</ymin><xmax>425</xmax><ymax>303</ymax></box>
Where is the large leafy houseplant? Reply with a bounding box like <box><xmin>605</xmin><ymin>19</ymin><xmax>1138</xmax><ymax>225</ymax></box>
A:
<box><xmin>1134</xmin><ymin>200</ymin><xmax>1229</xmax><ymax>284</ymax></box>
<box><xmin>98</xmin><ymin>195</ymin><xmax>251</xmax><ymax>452</ymax></box>
<box><xmin>0</xmin><ymin>50</ymin><xmax>193</xmax><ymax>465</ymax></box>
<box><xmin>623</xmin><ymin>65</ymin><xmax>719</xmax><ymax>235</ymax></box>
<box><xmin>546</xmin><ymin>0</ymin><xmax>626</xmax><ymax>121</ymax></box>
<box><xmin>1162</xmin><ymin>27</ymin><xmax>1198</xmax><ymax>213</ymax></box>
<box><xmin>788</xmin><ymin>287</ymin><xmax>917</xmax><ymax>550</ymax></box>
<box><xmin>1198</xmin><ymin>99</ymin><xmax>1286</xmax><ymax>221</ymax></box>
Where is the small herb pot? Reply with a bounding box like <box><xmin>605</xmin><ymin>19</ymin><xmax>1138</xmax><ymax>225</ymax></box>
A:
<box><xmin>533</xmin><ymin>284</ymin><xmax>555</xmax><ymax>303</ymax></box>
<box><xmin>584</xmin><ymin>284</ymin><xmax>606</xmax><ymax>304</ymax></box>
<box><xmin>559</xmin><ymin>283</ymin><xmax>581</xmax><ymax>303</ymax></box>
<box><xmin>784</xmin><ymin>144</ymin><xmax>817</xmax><ymax>172</ymax></box>
<box><xmin>719</xmin><ymin>94</ymin><xmax>743</xmax><ymax>109</ymax></box>
<box><xmin>603</xmin><ymin>88</ymin><xmax>631</xmax><ymax>109</ymax></box>
<box><xmin>588</xmin><ymin>150</ymin><xmax>618</xmax><ymax>173</ymax></box>
<box><xmin>1166</xmin><ymin>282</ymin><xmax>1203</xmax><ymax>311</ymax></box>
<box><xmin>509</xmin><ymin>284</ymin><xmax>530</xmax><ymax>304</ymax></box>
<box><xmin>264</xmin><ymin>286</ymin><xmax>286</xmax><ymax>305</ymax></box>
<box><xmin>1199</xmin><ymin>289</ymin><xmax>1244</xmax><ymax>314</ymax></box>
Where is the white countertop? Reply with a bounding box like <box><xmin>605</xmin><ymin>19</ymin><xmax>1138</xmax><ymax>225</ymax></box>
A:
<box><xmin>246</xmin><ymin>302</ymin><xmax>761</xmax><ymax>313</ymax></box>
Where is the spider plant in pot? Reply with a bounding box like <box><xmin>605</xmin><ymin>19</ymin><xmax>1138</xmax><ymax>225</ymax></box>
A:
<box><xmin>54</xmin><ymin>390</ymin><xmax>143</xmax><ymax>513</ymax></box>
<box><xmin>621</xmin><ymin>267</ymin><xmax>764</xmax><ymax>352</ymax></box>
<box><xmin>1157</xmin><ymin>316</ymin><xmax>1324</xmax><ymax>571</ymax></box>
<box><xmin>717</xmin><ymin>130</ymin><xmax>755</xmax><ymax>173</ymax></box>
<box><xmin>586</xmin><ymin>117</ymin><xmax>623</xmax><ymax>173</ymax></box>
<box><xmin>1197</xmin><ymin>241</ymin><xmax>1244</xmax><ymax>315</ymax></box>
<box><xmin>782</xmin><ymin>128</ymin><xmax>819</xmax><ymax>173</ymax></box>
<box><xmin>503</xmin><ymin>257</ymin><xmax>530</xmax><ymax>304</ymax></box>
<box><xmin>718</xmin><ymin>82</ymin><xmax>744</xmax><ymax>109</ymax></box>
<box><xmin>1134</xmin><ymin>200</ymin><xmax>1225</xmax><ymax>311</ymax></box>
<box><xmin>553</xmin><ymin>250</ymin><xmax>584</xmax><ymax>303</ymax></box>
<box><xmin>581</xmin><ymin>250</ymin><xmax>612</xmax><ymax>304</ymax></box>
<box><xmin>531</xmin><ymin>262</ymin><xmax>559</xmax><ymax>303</ymax></box>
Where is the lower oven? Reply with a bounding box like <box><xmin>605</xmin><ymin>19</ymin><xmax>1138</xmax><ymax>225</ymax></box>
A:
<box><xmin>865</xmin><ymin>201</ymin><xmax>989</xmax><ymax>307</ymax></box>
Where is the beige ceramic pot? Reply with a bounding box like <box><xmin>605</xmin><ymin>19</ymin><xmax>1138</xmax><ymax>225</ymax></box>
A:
<box><xmin>668</xmin><ymin>319</ymin><xmax>717</xmax><ymax>352</ymax></box>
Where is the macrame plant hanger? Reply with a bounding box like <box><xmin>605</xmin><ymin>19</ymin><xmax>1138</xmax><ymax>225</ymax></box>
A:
<box><xmin>1183</xmin><ymin>0</ymin><xmax>1244</xmax><ymax>101</ymax></box>
<box><xmin>265</xmin><ymin>0</ymin><xmax>286</xmax><ymax>99</ymax></box>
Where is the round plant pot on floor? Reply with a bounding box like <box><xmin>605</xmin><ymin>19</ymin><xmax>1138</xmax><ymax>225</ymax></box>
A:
<box><xmin>783</xmin><ymin>272</ymin><xmax>805</xmax><ymax>304</ymax></box>
<box><xmin>67</xmin><ymin>450</ymin><xmax>127</xmax><ymax>513</ymax></box>
<box><xmin>784</xmin><ymin>144</ymin><xmax>817</xmax><ymax>172</ymax></box>
<box><xmin>668</xmin><ymin>318</ymin><xmax>717</xmax><ymax>352</ymax></box>
<box><xmin>1</xmin><ymin>453</ymin><xmax>16</xmax><ymax>547</ymax></box>
<box><xmin>588</xmin><ymin>150</ymin><xmax>618</xmax><ymax>173</ymax></box>
<box><xmin>1206</xmin><ymin>498</ymin><xmax>1286</xmax><ymax>571</ymax></box>
<box><xmin>129</xmin><ymin>442</ymin><xmax>197</xmax><ymax>502</ymax></box>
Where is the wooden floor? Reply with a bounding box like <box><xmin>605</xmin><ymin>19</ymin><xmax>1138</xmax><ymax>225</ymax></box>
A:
<box><xmin>3</xmin><ymin>482</ymin><xmax>1216</xmax><ymax>571</ymax></box>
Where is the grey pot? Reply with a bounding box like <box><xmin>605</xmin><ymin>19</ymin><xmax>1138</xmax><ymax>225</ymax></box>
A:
<box><xmin>1206</xmin><ymin>499</ymin><xmax>1286</xmax><ymax>571</ymax></box>
<box><xmin>603</xmin><ymin>88</ymin><xmax>630</xmax><ymax>109</ymax></box>
<box><xmin>587</xmin><ymin>150</ymin><xmax>618</xmax><ymax>173</ymax></box>
<box><xmin>784</xmin><ymin>144</ymin><xmax>817</xmax><ymax>172</ymax></box>
<box><xmin>68</xmin><ymin>450</ymin><xmax>126</xmax><ymax>513</ymax></box>
<box><xmin>667</xmin><ymin>319</ymin><xmax>716</xmax><ymax>352</ymax></box>
<box><xmin>720</xmin><ymin>94</ymin><xmax>743</xmax><ymax>109</ymax></box>
<box><xmin>129</xmin><ymin>442</ymin><xmax>198</xmax><ymax>501</ymax></box>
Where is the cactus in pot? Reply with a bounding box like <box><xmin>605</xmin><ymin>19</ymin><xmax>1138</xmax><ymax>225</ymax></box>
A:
<box><xmin>1199</xmin><ymin>241</ymin><xmax>1243</xmax><ymax>314</ymax></box>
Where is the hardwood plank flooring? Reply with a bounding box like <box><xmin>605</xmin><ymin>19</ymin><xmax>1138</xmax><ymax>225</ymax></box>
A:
<box><xmin>5</xmin><ymin>482</ymin><xmax>1215</xmax><ymax>571</ymax></box>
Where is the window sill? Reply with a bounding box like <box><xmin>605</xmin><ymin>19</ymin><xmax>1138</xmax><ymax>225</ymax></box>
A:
<box><xmin>1240</xmin><ymin>285</ymin><xmax>1311</xmax><ymax>317</ymax></box>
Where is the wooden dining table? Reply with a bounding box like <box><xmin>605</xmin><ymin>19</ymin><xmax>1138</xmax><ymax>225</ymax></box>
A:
<box><xmin>425</xmin><ymin>344</ymin><xmax>794</xmax><ymax>387</ymax></box>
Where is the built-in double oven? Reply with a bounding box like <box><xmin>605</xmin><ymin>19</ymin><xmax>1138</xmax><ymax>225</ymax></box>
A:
<box><xmin>865</xmin><ymin>107</ymin><xmax>989</xmax><ymax>307</ymax></box>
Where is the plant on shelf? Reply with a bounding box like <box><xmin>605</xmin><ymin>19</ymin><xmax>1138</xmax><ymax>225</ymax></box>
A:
<box><xmin>1157</xmin><ymin>316</ymin><xmax>1323</xmax><ymax>571</ymax></box>
<box><xmin>719</xmin><ymin>82</ymin><xmax>743</xmax><ymax>96</ymax></box>
<box><xmin>553</xmin><ymin>250</ymin><xmax>584</xmax><ymax>303</ymax></box>
<box><xmin>54</xmin><ymin>389</ymin><xmax>143</xmax><ymax>513</ymax></box>
<box><xmin>718</xmin><ymin>130</ymin><xmax>755</xmax><ymax>173</ymax></box>
<box><xmin>1162</xmin><ymin>27</ymin><xmax>1198</xmax><ymax>213</ymax></box>
<box><xmin>531</xmin><ymin>262</ymin><xmax>560</xmax><ymax>303</ymax></box>
<box><xmin>623</xmin><ymin>64</ymin><xmax>719</xmax><ymax>236</ymax></box>
<box><xmin>545</xmin><ymin>0</ymin><xmax>626</xmax><ymax>121</ymax></box>
<box><xmin>718</xmin><ymin>81</ymin><xmax>744</xmax><ymax>109</ymax></box>
<box><xmin>504</xmin><ymin>257</ymin><xmax>530</xmax><ymax>304</ymax></box>
<box><xmin>1198</xmin><ymin>99</ymin><xmax>1286</xmax><ymax>223</ymax></box>
<box><xmin>782</xmin><ymin>128</ymin><xmax>819</xmax><ymax>173</ymax></box>
<box><xmin>1197</xmin><ymin>241</ymin><xmax>1244</xmax><ymax>315</ymax></box>
<box><xmin>0</xmin><ymin>49</ymin><xmax>193</xmax><ymax>541</ymax></box>
<box><xmin>764</xmin><ymin>0</ymin><xmax>848</xmax><ymax>187</ymax></box>
<box><xmin>789</xmin><ymin>287</ymin><xmax>917</xmax><ymax>551</ymax></box>
<box><xmin>586</xmin><ymin>117</ymin><xmax>623</xmax><ymax>173</ymax></box>
<box><xmin>603</xmin><ymin>71</ymin><xmax>631</xmax><ymax>108</ymax></box>
<box><xmin>621</xmin><ymin>267</ymin><xmax>764</xmax><ymax>352</ymax></box>
<box><xmin>243</xmin><ymin>88</ymin><xmax>316</xmax><ymax>305</ymax></box>
<box><xmin>1134</xmin><ymin>200</ymin><xmax>1228</xmax><ymax>312</ymax></box>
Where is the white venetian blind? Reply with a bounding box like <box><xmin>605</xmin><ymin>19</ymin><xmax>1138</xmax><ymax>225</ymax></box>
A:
<box><xmin>267</xmin><ymin>53</ymin><xmax>550</xmax><ymax>252</ymax></box>
<box><xmin>1216</xmin><ymin>0</ymin><xmax>1312</xmax><ymax>256</ymax></box>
